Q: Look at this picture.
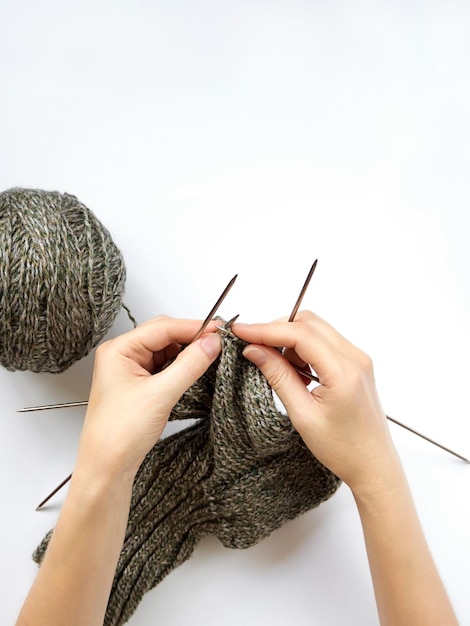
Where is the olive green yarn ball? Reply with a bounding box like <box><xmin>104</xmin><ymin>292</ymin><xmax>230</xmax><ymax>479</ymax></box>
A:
<box><xmin>0</xmin><ymin>187</ymin><xmax>127</xmax><ymax>373</ymax></box>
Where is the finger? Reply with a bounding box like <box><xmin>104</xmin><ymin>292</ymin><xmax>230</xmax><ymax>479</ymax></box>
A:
<box><xmin>149</xmin><ymin>332</ymin><xmax>222</xmax><ymax>407</ymax></box>
<box><xmin>242</xmin><ymin>344</ymin><xmax>319</xmax><ymax>427</ymax></box>
<box><xmin>291</xmin><ymin>312</ymin><xmax>371</xmax><ymax>369</ymax></box>
<box><xmin>233</xmin><ymin>318</ymin><xmax>345</xmax><ymax>385</ymax></box>
<box><xmin>151</xmin><ymin>342</ymin><xmax>182</xmax><ymax>373</ymax></box>
<box><xmin>114</xmin><ymin>317</ymin><xmax>221</xmax><ymax>368</ymax></box>
<box><xmin>282</xmin><ymin>346</ymin><xmax>305</xmax><ymax>367</ymax></box>
<box><xmin>280</xmin><ymin>347</ymin><xmax>313</xmax><ymax>386</ymax></box>
<box><xmin>235</xmin><ymin>311</ymin><xmax>350</xmax><ymax>353</ymax></box>
<box><xmin>294</xmin><ymin>363</ymin><xmax>317</xmax><ymax>387</ymax></box>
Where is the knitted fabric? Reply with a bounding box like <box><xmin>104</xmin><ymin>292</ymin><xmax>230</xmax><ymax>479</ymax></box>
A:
<box><xmin>33</xmin><ymin>333</ymin><xmax>341</xmax><ymax>625</ymax></box>
<box><xmin>0</xmin><ymin>187</ymin><xmax>128</xmax><ymax>373</ymax></box>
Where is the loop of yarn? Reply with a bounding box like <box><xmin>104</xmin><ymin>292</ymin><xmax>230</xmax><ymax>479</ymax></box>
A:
<box><xmin>0</xmin><ymin>187</ymin><xmax>127</xmax><ymax>373</ymax></box>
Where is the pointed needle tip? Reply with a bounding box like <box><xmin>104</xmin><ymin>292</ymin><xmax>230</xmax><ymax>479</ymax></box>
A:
<box><xmin>386</xmin><ymin>415</ymin><xmax>469</xmax><ymax>462</ymax></box>
<box><xmin>190</xmin><ymin>273</ymin><xmax>239</xmax><ymax>343</ymax></box>
<box><xmin>288</xmin><ymin>259</ymin><xmax>319</xmax><ymax>323</ymax></box>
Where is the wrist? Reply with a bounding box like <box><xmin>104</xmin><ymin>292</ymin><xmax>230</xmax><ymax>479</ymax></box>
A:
<box><xmin>71</xmin><ymin>449</ymin><xmax>137</xmax><ymax>502</ymax></box>
<box><xmin>348</xmin><ymin>451</ymin><xmax>407</xmax><ymax>506</ymax></box>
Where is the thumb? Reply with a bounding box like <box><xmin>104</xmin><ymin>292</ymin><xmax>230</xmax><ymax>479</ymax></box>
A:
<box><xmin>153</xmin><ymin>332</ymin><xmax>222</xmax><ymax>407</ymax></box>
<box><xmin>242</xmin><ymin>344</ymin><xmax>315</xmax><ymax>424</ymax></box>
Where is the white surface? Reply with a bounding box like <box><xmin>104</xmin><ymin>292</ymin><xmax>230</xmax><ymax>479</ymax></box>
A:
<box><xmin>1</xmin><ymin>1</ymin><xmax>469</xmax><ymax>624</ymax></box>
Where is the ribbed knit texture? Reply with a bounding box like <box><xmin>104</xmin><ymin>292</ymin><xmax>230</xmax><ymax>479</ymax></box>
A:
<box><xmin>33</xmin><ymin>333</ymin><xmax>341</xmax><ymax>625</ymax></box>
<box><xmin>0</xmin><ymin>187</ymin><xmax>128</xmax><ymax>373</ymax></box>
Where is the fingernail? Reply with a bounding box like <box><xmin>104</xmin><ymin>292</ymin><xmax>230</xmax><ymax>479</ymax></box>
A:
<box><xmin>200</xmin><ymin>333</ymin><xmax>221</xmax><ymax>358</ymax></box>
<box><xmin>242</xmin><ymin>345</ymin><xmax>267</xmax><ymax>367</ymax></box>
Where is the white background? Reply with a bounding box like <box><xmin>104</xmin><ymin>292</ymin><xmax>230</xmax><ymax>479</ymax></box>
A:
<box><xmin>1</xmin><ymin>1</ymin><xmax>469</xmax><ymax>624</ymax></box>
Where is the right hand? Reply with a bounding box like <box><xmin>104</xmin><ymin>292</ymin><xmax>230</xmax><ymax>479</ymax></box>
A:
<box><xmin>233</xmin><ymin>311</ymin><xmax>401</xmax><ymax>496</ymax></box>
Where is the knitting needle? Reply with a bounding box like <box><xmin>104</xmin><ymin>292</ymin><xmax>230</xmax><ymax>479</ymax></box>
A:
<box><xmin>292</xmin><ymin>365</ymin><xmax>469</xmax><ymax>462</ymax></box>
<box><xmin>385</xmin><ymin>415</ymin><xmax>469</xmax><ymax>462</ymax></box>
<box><xmin>17</xmin><ymin>400</ymin><xmax>88</xmax><ymax>413</ymax></box>
<box><xmin>190</xmin><ymin>274</ymin><xmax>238</xmax><ymax>342</ymax></box>
<box><xmin>35</xmin><ymin>473</ymin><xmax>73</xmax><ymax>511</ymax></box>
<box><xmin>284</xmin><ymin>258</ymin><xmax>319</xmax><ymax>379</ymax></box>
<box><xmin>286</xmin><ymin>260</ymin><xmax>469</xmax><ymax>462</ymax></box>
<box><xmin>288</xmin><ymin>259</ymin><xmax>318</xmax><ymax>322</ymax></box>
<box><xmin>19</xmin><ymin>275</ymin><xmax>239</xmax><ymax>414</ymax></box>
<box><xmin>33</xmin><ymin>275</ymin><xmax>239</xmax><ymax>510</ymax></box>
<box><xmin>215</xmin><ymin>314</ymin><xmax>241</xmax><ymax>335</ymax></box>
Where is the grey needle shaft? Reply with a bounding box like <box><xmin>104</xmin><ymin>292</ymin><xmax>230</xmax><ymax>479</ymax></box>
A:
<box><xmin>289</xmin><ymin>262</ymin><xmax>468</xmax><ymax>462</ymax></box>
<box><xmin>385</xmin><ymin>414</ymin><xmax>469</xmax><ymax>463</ymax></box>
<box><xmin>293</xmin><ymin>366</ymin><xmax>469</xmax><ymax>463</ymax></box>
<box><xmin>17</xmin><ymin>401</ymin><xmax>88</xmax><ymax>413</ymax></box>
<box><xmin>21</xmin><ymin>275</ymin><xmax>238</xmax><ymax>414</ymax></box>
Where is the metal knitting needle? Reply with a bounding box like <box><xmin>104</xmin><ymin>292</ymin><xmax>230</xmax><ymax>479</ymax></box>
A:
<box><xmin>293</xmin><ymin>365</ymin><xmax>320</xmax><ymax>384</ymax></box>
<box><xmin>215</xmin><ymin>314</ymin><xmax>241</xmax><ymax>335</ymax></box>
<box><xmin>20</xmin><ymin>274</ymin><xmax>239</xmax><ymax>415</ymax></box>
<box><xmin>287</xmin><ymin>261</ymin><xmax>468</xmax><ymax>462</ymax></box>
<box><xmin>293</xmin><ymin>366</ymin><xmax>469</xmax><ymax>463</ymax></box>
<box><xmin>35</xmin><ymin>473</ymin><xmax>73</xmax><ymax>511</ymax></box>
<box><xmin>288</xmin><ymin>259</ymin><xmax>318</xmax><ymax>322</ymax></box>
<box><xmin>283</xmin><ymin>257</ymin><xmax>319</xmax><ymax>374</ymax></box>
<box><xmin>190</xmin><ymin>274</ymin><xmax>238</xmax><ymax>342</ymax></box>
<box><xmin>17</xmin><ymin>400</ymin><xmax>88</xmax><ymax>413</ymax></box>
<box><xmin>385</xmin><ymin>414</ymin><xmax>469</xmax><ymax>463</ymax></box>
<box><xmin>33</xmin><ymin>274</ymin><xmax>239</xmax><ymax>510</ymax></box>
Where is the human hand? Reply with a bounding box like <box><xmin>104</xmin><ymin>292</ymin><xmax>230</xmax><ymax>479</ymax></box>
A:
<box><xmin>233</xmin><ymin>311</ymin><xmax>401</xmax><ymax>496</ymax></box>
<box><xmin>75</xmin><ymin>316</ymin><xmax>222</xmax><ymax>482</ymax></box>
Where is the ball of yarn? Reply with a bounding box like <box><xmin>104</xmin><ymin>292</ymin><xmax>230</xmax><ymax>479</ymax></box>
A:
<box><xmin>0</xmin><ymin>187</ymin><xmax>127</xmax><ymax>373</ymax></box>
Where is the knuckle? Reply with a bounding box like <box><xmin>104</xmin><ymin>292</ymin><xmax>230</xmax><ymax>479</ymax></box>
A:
<box><xmin>295</xmin><ymin>319</ymin><xmax>310</xmax><ymax>333</ymax></box>
<box><xmin>362</xmin><ymin>353</ymin><xmax>374</xmax><ymax>374</ymax></box>
<box><xmin>296</xmin><ymin>310</ymin><xmax>315</xmax><ymax>323</ymax></box>
<box><xmin>155</xmin><ymin>314</ymin><xmax>170</xmax><ymax>322</ymax></box>
<box><xmin>356</xmin><ymin>349</ymin><xmax>374</xmax><ymax>374</ymax></box>
<box><xmin>343</xmin><ymin>356</ymin><xmax>374</xmax><ymax>395</ymax></box>
<box><xmin>265</xmin><ymin>363</ymin><xmax>289</xmax><ymax>393</ymax></box>
<box><xmin>292</xmin><ymin>319</ymin><xmax>312</xmax><ymax>343</ymax></box>
<box><xmin>94</xmin><ymin>339</ymin><xmax>115</xmax><ymax>360</ymax></box>
<box><xmin>347</xmin><ymin>366</ymin><xmax>364</xmax><ymax>390</ymax></box>
<box><xmin>146</xmin><ymin>314</ymin><xmax>170</xmax><ymax>325</ymax></box>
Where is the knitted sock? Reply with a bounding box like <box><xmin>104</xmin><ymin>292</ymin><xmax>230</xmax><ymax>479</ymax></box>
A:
<box><xmin>33</xmin><ymin>332</ymin><xmax>341</xmax><ymax>626</ymax></box>
<box><xmin>105</xmin><ymin>420</ymin><xmax>218</xmax><ymax>625</ymax></box>
<box><xmin>205</xmin><ymin>333</ymin><xmax>340</xmax><ymax>550</ymax></box>
<box><xmin>107</xmin><ymin>332</ymin><xmax>340</xmax><ymax>624</ymax></box>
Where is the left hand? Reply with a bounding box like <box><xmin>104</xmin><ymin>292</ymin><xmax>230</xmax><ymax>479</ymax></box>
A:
<box><xmin>75</xmin><ymin>316</ymin><xmax>222</xmax><ymax>481</ymax></box>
